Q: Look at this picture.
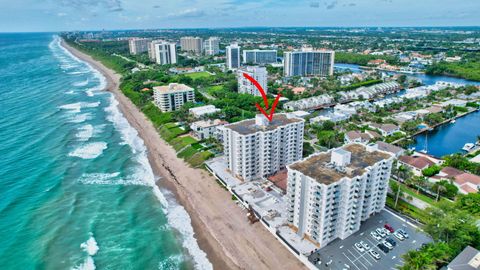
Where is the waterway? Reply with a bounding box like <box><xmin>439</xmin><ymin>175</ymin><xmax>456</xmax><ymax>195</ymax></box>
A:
<box><xmin>335</xmin><ymin>63</ymin><xmax>480</xmax><ymax>157</ymax></box>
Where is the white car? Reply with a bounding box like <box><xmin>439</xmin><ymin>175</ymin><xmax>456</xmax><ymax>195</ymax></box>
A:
<box><xmin>393</xmin><ymin>231</ymin><xmax>405</xmax><ymax>241</ymax></box>
<box><xmin>355</xmin><ymin>242</ymin><xmax>365</xmax><ymax>252</ymax></box>
<box><xmin>360</xmin><ymin>241</ymin><xmax>371</xmax><ymax>251</ymax></box>
<box><xmin>382</xmin><ymin>240</ymin><xmax>394</xmax><ymax>250</ymax></box>
<box><xmin>376</xmin><ymin>228</ymin><xmax>386</xmax><ymax>237</ymax></box>
<box><xmin>369</xmin><ymin>249</ymin><xmax>381</xmax><ymax>260</ymax></box>
<box><xmin>381</xmin><ymin>228</ymin><xmax>391</xmax><ymax>235</ymax></box>
<box><xmin>370</xmin><ymin>231</ymin><xmax>382</xmax><ymax>241</ymax></box>
<box><xmin>397</xmin><ymin>229</ymin><xmax>409</xmax><ymax>238</ymax></box>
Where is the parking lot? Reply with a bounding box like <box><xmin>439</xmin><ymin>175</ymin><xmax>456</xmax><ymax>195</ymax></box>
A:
<box><xmin>308</xmin><ymin>210</ymin><xmax>431</xmax><ymax>270</ymax></box>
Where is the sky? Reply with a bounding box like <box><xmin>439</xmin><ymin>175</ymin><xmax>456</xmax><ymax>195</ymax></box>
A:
<box><xmin>0</xmin><ymin>0</ymin><xmax>479</xmax><ymax>32</ymax></box>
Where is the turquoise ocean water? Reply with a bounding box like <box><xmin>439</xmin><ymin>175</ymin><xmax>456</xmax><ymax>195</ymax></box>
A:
<box><xmin>0</xmin><ymin>33</ymin><xmax>211</xmax><ymax>270</ymax></box>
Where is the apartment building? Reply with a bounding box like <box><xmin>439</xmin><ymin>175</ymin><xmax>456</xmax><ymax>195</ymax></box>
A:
<box><xmin>223</xmin><ymin>114</ymin><xmax>305</xmax><ymax>181</ymax></box>
<box><xmin>180</xmin><ymin>36</ymin><xmax>203</xmax><ymax>54</ymax></box>
<box><xmin>226</xmin><ymin>43</ymin><xmax>241</xmax><ymax>70</ymax></box>
<box><xmin>243</xmin><ymin>49</ymin><xmax>277</xmax><ymax>64</ymax></box>
<box><xmin>204</xmin><ymin>37</ymin><xmax>220</xmax><ymax>56</ymax></box>
<box><xmin>128</xmin><ymin>38</ymin><xmax>150</xmax><ymax>55</ymax></box>
<box><xmin>190</xmin><ymin>119</ymin><xmax>227</xmax><ymax>140</ymax></box>
<box><xmin>284</xmin><ymin>48</ymin><xmax>335</xmax><ymax>77</ymax></box>
<box><xmin>152</xmin><ymin>42</ymin><xmax>177</xmax><ymax>65</ymax></box>
<box><xmin>286</xmin><ymin>143</ymin><xmax>394</xmax><ymax>247</ymax></box>
<box><xmin>148</xmin><ymin>40</ymin><xmax>163</xmax><ymax>61</ymax></box>
<box><xmin>237</xmin><ymin>66</ymin><xmax>268</xmax><ymax>96</ymax></box>
<box><xmin>153</xmin><ymin>83</ymin><xmax>195</xmax><ymax>112</ymax></box>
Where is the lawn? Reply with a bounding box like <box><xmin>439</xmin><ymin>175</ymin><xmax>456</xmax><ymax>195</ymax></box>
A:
<box><xmin>177</xmin><ymin>146</ymin><xmax>198</xmax><ymax>159</ymax></box>
<box><xmin>206</xmin><ymin>85</ymin><xmax>224</xmax><ymax>96</ymax></box>
<box><xmin>171</xmin><ymin>136</ymin><xmax>198</xmax><ymax>152</ymax></box>
<box><xmin>186</xmin><ymin>151</ymin><xmax>214</xmax><ymax>167</ymax></box>
<box><xmin>386</xmin><ymin>196</ymin><xmax>429</xmax><ymax>224</ymax></box>
<box><xmin>159</xmin><ymin>126</ymin><xmax>188</xmax><ymax>142</ymax></box>
<box><xmin>399</xmin><ymin>183</ymin><xmax>437</xmax><ymax>205</ymax></box>
<box><xmin>184</xmin><ymin>71</ymin><xmax>212</xmax><ymax>79</ymax></box>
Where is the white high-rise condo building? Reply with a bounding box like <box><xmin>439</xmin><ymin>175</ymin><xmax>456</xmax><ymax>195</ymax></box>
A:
<box><xmin>226</xmin><ymin>43</ymin><xmax>241</xmax><ymax>70</ymax></box>
<box><xmin>286</xmin><ymin>143</ymin><xmax>394</xmax><ymax>247</ymax></box>
<box><xmin>153</xmin><ymin>42</ymin><xmax>177</xmax><ymax>65</ymax></box>
<box><xmin>284</xmin><ymin>48</ymin><xmax>335</xmax><ymax>77</ymax></box>
<box><xmin>243</xmin><ymin>49</ymin><xmax>277</xmax><ymax>64</ymax></box>
<box><xmin>128</xmin><ymin>38</ymin><xmax>150</xmax><ymax>55</ymax></box>
<box><xmin>237</xmin><ymin>66</ymin><xmax>268</xmax><ymax>96</ymax></box>
<box><xmin>204</xmin><ymin>37</ymin><xmax>220</xmax><ymax>56</ymax></box>
<box><xmin>180</xmin><ymin>37</ymin><xmax>203</xmax><ymax>54</ymax></box>
<box><xmin>148</xmin><ymin>40</ymin><xmax>163</xmax><ymax>61</ymax></box>
<box><xmin>223</xmin><ymin>114</ymin><xmax>304</xmax><ymax>181</ymax></box>
<box><xmin>153</xmin><ymin>83</ymin><xmax>195</xmax><ymax>112</ymax></box>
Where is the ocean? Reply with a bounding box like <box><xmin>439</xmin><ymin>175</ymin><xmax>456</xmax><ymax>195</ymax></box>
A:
<box><xmin>0</xmin><ymin>33</ymin><xmax>211</xmax><ymax>270</ymax></box>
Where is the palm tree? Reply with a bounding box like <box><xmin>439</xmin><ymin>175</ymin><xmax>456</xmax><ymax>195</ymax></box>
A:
<box><xmin>436</xmin><ymin>185</ymin><xmax>447</xmax><ymax>202</ymax></box>
<box><xmin>390</xmin><ymin>181</ymin><xmax>404</xmax><ymax>208</ymax></box>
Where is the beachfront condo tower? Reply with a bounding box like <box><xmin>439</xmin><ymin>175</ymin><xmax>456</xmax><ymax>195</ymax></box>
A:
<box><xmin>180</xmin><ymin>37</ymin><xmax>203</xmax><ymax>54</ymax></box>
<box><xmin>237</xmin><ymin>66</ymin><xmax>268</xmax><ymax>97</ymax></box>
<box><xmin>226</xmin><ymin>43</ymin><xmax>241</xmax><ymax>70</ymax></box>
<box><xmin>128</xmin><ymin>38</ymin><xmax>150</xmax><ymax>55</ymax></box>
<box><xmin>153</xmin><ymin>42</ymin><xmax>177</xmax><ymax>65</ymax></box>
<box><xmin>204</xmin><ymin>37</ymin><xmax>220</xmax><ymax>56</ymax></box>
<box><xmin>243</xmin><ymin>49</ymin><xmax>277</xmax><ymax>65</ymax></box>
<box><xmin>153</xmin><ymin>83</ymin><xmax>195</xmax><ymax>112</ymax></box>
<box><xmin>284</xmin><ymin>48</ymin><xmax>335</xmax><ymax>77</ymax></box>
<box><xmin>286</xmin><ymin>143</ymin><xmax>394</xmax><ymax>247</ymax></box>
<box><xmin>223</xmin><ymin>114</ymin><xmax>304</xmax><ymax>181</ymax></box>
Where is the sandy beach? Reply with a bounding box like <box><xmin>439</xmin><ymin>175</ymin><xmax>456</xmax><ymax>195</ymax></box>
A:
<box><xmin>62</xmin><ymin>40</ymin><xmax>306</xmax><ymax>270</ymax></box>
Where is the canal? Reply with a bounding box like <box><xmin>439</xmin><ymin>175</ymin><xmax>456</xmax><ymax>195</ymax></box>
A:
<box><xmin>335</xmin><ymin>63</ymin><xmax>480</xmax><ymax>157</ymax></box>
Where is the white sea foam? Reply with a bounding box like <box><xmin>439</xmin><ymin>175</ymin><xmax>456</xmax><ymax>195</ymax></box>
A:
<box><xmin>78</xmin><ymin>172</ymin><xmax>148</xmax><ymax>186</ymax></box>
<box><xmin>76</xmin><ymin>124</ymin><xmax>94</xmax><ymax>141</ymax></box>
<box><xmin>72</xmin><ymin>233</ymin><xmax>98</xmax><ymax>270</ymax></box>
<box><xmin>69</xmin><ymin>113</ymin><xmax>92</xmax><ymax>123</ymax></box>
<box><xmin>69</xmin><ymin>142</ymin><xmax>107</xmax><ymax>159</ymax></box>
<box><xmin>60</xmin><ymin>102</ymin><xmax>100</xmax><ymax>113</ymax></box>
<box><xmin>73</xmin><ymin>79</ymin><xmax>89</xmax><ymax>87</ymax></box>
<box><xmin>66</xmin><ymin>90</ymin><xmax>75</xmax><ymax>95</ymax></box>
<box><xmin>158</xmin><ymin>254</ymin><xmax>184</xmax><ymax>270</ymax></box>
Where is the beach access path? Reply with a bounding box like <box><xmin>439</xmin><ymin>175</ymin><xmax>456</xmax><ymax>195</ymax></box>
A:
<box><xmin>61</xmin><ymin>40</ymin><xmax>305</xmax><ymax>270</ymax></box>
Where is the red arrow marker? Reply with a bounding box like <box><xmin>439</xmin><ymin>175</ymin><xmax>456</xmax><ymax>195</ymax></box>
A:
<box><xmin>242</xmin><ymin>73</ymin><xmax>281</xmax><ymax>122</ymax></box>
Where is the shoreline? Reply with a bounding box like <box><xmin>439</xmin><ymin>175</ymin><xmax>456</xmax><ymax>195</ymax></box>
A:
<box><xmin>61</xmin><ymin>40</ymin><xmax>305</xmax><ymax>270</ymax></box>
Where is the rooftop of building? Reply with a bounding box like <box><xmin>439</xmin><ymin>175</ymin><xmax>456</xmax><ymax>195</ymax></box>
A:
<box><xmin>225</xmin><ymin>113</ymin><xmax>303</xmax><ymax>135</ymax></box>
<box><xmin>153</xmin><ymin>83</ymin><xmax>193</xmax><ymax>93</ymax></box>
<box><xmin>191</xmin><ymin>119</ymin><xmax>227</xmax><ymax>128</ymax></box>
<box><xmin>447</xmin><ymin>245</ymin><xmax>480</xmax><ymax>270</ymax></box>
<box><xmin>288</xmin><ymin>144</ymin><xmax>392</xmax><ymax>185</ymax></box>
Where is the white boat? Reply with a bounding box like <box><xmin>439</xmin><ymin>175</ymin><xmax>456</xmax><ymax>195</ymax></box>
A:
<box><xmin>450</xmin><ymin>119</ymin><xmax>456</xmax><ymax>124</ymax></box>
<box><xmin>462</xmin><ymin>143</ymin><xmax>475</xmax><ymax>152</ymax></box>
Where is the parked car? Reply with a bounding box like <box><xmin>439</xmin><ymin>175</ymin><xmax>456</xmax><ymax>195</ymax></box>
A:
<box><xmin>397</xmin><ymin>229</ymin><xmax>409</xmax><ymax>238</ymax></box>
<box><xmin>371</xmin><ymin>231</ymin><xmax>382</xmax><ymax>241</ymax></box>
<box><xmin>355</xmin><ymin>242</ymin><xmax>365</xmax><ymax>252</ymax></box>
<box><xmin>381</xmin><ymin>228</ymin><xmax>391</xmax><ymax>235</ymax></box>
<box><xmin>384</xmin><ymin>223</ymin><xmax>395</xmax><ymax>233</ymax></box>
<box><xmin>360</xmin><ymin>241</ymin><xmax>371</xmax><ymax>250</ymax></box>
<box><xmin>369</xmin><ymin>249</ymin><xmax>381</xmax><ymax>260</ymax></box>
<box><xmin>382</xmin><ymin>240</ymin><xmax>394</xmax><ymax>250</ymax></box>
<box><xmin>376</xmin><ymin>228</ymin><xmax>386</xmax><ymax>237</ymax></box>
<box><xmin>377</xmin><ymin>243</ymin><xmax>389</xmax><ymax>253</ymax></box>
<box><xmin>386</xmin><ymin>237</ymin><xmax>397</xmax><ymax>246</ymax></box>
<box><xmin>393</xmin><ymin>231</ymin><xmax>405</xmax><ymax>241</ymax></box>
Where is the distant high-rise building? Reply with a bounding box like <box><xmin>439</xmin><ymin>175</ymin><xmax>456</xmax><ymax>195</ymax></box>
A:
<box><xmin>128</xmin><ymin>38</ymin><xmax>150</xmax><ymax>55</ymax></box>
<box><xmin>223</xmin><ymin>114</ymin><xmax>304</xmax><ymax>181</ymax></box>
<box><xmin>284</xmin><ymin>49</ymin><xmax>335</xmax><ymax>77</ymax></box>
<box><xmin>153</xmin><ymin>42</ymin><xmax>177</xmax><ymax>65</ymax></box>
<box><xmin>204</xmin><ymin>37</ymin><xmax>220</xmax><ymax>56</ymax></box>
<box><xmin>180</xmin><ymin>37</ymin><xmax>203</xmax><ymax>54</ymax></box>
<box><xmin>148</xmin><ymin>40</ymin><xmax>163</xmax><ymax>61</ymax></box>
<box><xmin>226</xmin><ymin>43</ymin><xmax>241</xmax><ymax>70</ymax></box>
<box><xmin>243</xmin><ymin>49</ymin><xmax>277</xmax><ymax>64</ymax></box>
<box><xmin>153</xmin><ymin>83</ymin><xmax>195</xmax><ymax>112</ymax></box>
<box><xmin>286</xmin><ymin>143</ymin><xmax>394</xmax><ymax>247</ymax></box>
<box><xmin>237</xmin><ymin>66</ymin><xmax>268</xmax><ymax>96</ymax></box>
